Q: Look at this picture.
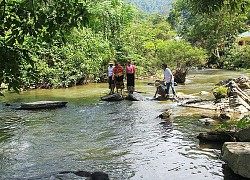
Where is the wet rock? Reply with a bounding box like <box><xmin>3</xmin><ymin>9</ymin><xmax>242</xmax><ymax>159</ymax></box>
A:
<box><xmin>181</xmin><ymin>99</ymin><xmax>217</xmax><ymax>110</ymax></box>
<box><xmin>10</xmin><ymin>170</ymin><xmax>110</xmax><ymax>180</ymax></box>
<box><xmin>197</xmin><ymin>131</ymin><xmax>235</xmax><ymax>142</ymax></box>
<box><xmin>125</xmin><ymin>92</ymin><xmax>144</xmax><ymax>101</ymax></box>
<box><xmin>17</xmin><ymin>101</ymin><xmax>68</xmax><ymax>110</ymax></box>
<box><xmin>236</xmin><ymin>126</ymin><xmax>250</xmax><ymax>142</ymax></box>
<box><xmin>60</xmin><ymin>171</ymin><xmax>110</xmax><ymax>180</ymax></box>
<box><xmin>222</xmin><ymin>142</ymin><xmax>250</xmax><ymax>178</ymax></box>
<box><xmin>158</xmin><ymin>109</ymin><xmax>172</xmax><ymax>119</ymax></box>
<box><xmin>198</xmin><ymin>118</ymin><xmax>217</xmax><ymax>125</ymax></box>
<box><xmin>219</xmin><ymin>113</ymin><xmax>231</xmax><ymax>120</ymax></box>
<box><xmin>101</xmin><ymin>93</ymin><xmax>123</xmax><ymax>101</ymax></box>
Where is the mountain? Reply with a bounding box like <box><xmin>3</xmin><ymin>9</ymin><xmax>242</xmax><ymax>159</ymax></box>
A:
<box><xmin>126</xmin><ymin>0</ymin><xmax>172</xmax><ymax>15</ymax></box>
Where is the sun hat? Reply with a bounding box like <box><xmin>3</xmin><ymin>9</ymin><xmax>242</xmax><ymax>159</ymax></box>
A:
<box><xmin>155</xmin><ymin>82</ymin><xmax>161</xmax><ymax>87</ymax></box>
<box><xmin>108</xmin><ymin>61</ymin><xmax>114</xmax><ymax>65</ymax></box>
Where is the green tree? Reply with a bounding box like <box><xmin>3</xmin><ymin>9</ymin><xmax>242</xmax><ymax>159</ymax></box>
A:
<box><xmin>156</xmin><ymin>40</ymin><xmax>207</xmax><ymax>83</ymax></box>
<box><xmin>0</xmin><ymin>0</ymin><xmax>135</xmax><ymax>91</ymax></box>
<box><xmin>168</xmin><ymin>0</ymin><xmax>250</xmax><ymax>67</ymax></box>
<box><xmin>0</xmin><ymin>0</ymin><xmax>90</xmax><ymax>91</ymax></box>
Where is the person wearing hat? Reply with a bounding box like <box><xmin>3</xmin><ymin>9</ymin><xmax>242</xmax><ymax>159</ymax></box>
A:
<box><xmin>107</xmin><ymin>61</ymin><xmax>115</xmax><ymax>94</ymax></box>
<box><xmin>125</xmin><ymin>60</ymin><xmax>136</xmax><ymax>94</ymax></box>
<box><xmin>154</xmin><ymin>81</ymin><xmax>166</xmax><ymax>98</ymax></box>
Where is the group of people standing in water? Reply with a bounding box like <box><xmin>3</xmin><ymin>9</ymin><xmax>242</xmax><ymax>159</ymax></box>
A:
<box><xmin>107</xmin><ymin>60</ymin><xmax>136</xmax><ymax>95</ymax></box>
<box><xmin>107</xmin><ymin>60</ymin><xmax>176</xmax><ymax>98</ymax></box>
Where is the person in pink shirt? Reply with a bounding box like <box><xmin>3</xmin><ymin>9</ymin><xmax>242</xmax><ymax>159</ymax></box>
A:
<box><xmin>125</xmin><ymin>60</ymin><xmax>136</xmax><ymax>94</ymax></box>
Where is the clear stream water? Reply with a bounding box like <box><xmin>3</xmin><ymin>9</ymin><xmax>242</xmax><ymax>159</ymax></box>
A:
<box><xmin>0</xmin><ymin>69</ymin><xmax>249</xmax><ymax>180</ymax></box>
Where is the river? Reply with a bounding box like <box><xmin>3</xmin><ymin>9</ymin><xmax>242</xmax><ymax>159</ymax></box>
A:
<box><xmin>0</xmin><ymin>69</ymin><xmax>249</xmax><ymax>180</ymax></box>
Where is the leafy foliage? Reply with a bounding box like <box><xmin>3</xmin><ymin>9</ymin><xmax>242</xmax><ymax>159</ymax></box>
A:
<box><xmin>0</xmin><ymin>0</ymin><xmax>91</xmax><ymax>91</ymax></box>
<box><xmin>0</xmin><ymin>0</ymin><xmax>133</xmax><ymax>90</ymax></box>
<box><xmin>223</xmin><ymin>45</ymin><xmax>250</xmax><ymax>69</ymax></box>
<box><xmin>219</xmin><ymin>115</ymin><xmax>250</xmax><ymax>131</ymax></box>
<box><xmin>156</xmin><ymin>40</ymin><xmax>207</xmax><ymax>69</ymax></box>
<box><xmin>31</xmin><ymin>28</ymin><xmax>112</xmax><ymax>88</ymax></box>
<box><xmin>213</xmin><ymin>85</ymin><xmax>228</xmax><ymax>99</ymax></box>
<box><xmin>168</xmin><ymin>0</ymin><xmax>250</xmax><ymax>67</ymax></box>
<box><xmin>0</xmin><ymin>0</ymin><xmax>217</xmax><ymax>91</ymax></box>
<box><xmin>187</xmin><ymin>0</ymin><xmax>250</xmax><ymax>14</ymax></box>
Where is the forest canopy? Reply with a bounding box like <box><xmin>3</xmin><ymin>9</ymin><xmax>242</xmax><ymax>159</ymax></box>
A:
<box><xmin>0</xmin><ymin>0</ymin><xmax>249</xmax><ymax>91</ymax></box>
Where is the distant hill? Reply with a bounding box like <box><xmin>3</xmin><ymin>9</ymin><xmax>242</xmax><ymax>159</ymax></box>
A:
<box><xmin>126</xmin><ymin>0</ymin><xmax>172</xmax><ymax>15</ymax></box>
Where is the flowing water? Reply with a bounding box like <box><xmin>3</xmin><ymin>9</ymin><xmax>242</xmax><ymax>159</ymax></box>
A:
<box><xmin>0</xmin><ymin>69</ymin><xmax>249</xmax><ymax>180</ymax></box>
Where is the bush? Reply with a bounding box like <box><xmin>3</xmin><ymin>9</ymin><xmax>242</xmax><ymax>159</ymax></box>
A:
<box><xmin>219</xmin><ymin>115</ymin><xmax>250</xmax><ymax>131</ymax></box>
<box><xmin>223</xmin><ymin>45</ymin><xmax>250</xmax><ymax>69</ymax></box>
<box><xmin>213</xmin><ymin>85</ymin><xmax>228</xmax><ymax>99</ymax></box>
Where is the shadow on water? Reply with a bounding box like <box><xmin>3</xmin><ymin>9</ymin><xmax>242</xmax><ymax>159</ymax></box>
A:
<box><xmin>0</xmin><ymin>69</ymin><xmax>249</xmax><ymax>180</ymax></box>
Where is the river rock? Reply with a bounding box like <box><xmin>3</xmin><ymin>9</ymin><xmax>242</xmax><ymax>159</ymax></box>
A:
<box><xmin>197</xmin><ymin>131</ymin><xmax>235</xmax><ymax>142</ymax></box>
<box><xmin>17</xmin><ymin>101</ymin><xmax>68</xmax><ymax>110</ymax></box>
<box><xmin>198</xmin><ymin>117</ymin><xmax>217</xmax><ymax>125</ymax></box>
<box><xmin>101</xmin><ymin>93</ymin><xmax>123</xmax><ymax>101</ymax></box>
<box><xmin>236</xmin><ymin>126</ymin><xmax>250</xmax><ymax>142</ymax></box>
<box><xmin>159</xmin><ymin>109</ymin><xmax>172</xmax><ymax>119</ymax></box>
<box><xmin>125</xmin><ymin>92</ymin><xmax>144</xmax><ymax>101</ymax></box>
<box><xmin>219</xmin><ymin>113</ymin><xmax>231</xmax><ymax>120</ymax></box>
<box><xmin>222</xmin><ymin>142</ymin><xmax>250</xmax><ymax>178</ymax></box>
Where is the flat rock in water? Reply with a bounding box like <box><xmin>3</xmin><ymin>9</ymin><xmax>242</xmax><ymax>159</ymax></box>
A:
<box><xmin>101</xmin><ymin>93</ymin><xmax>123</xmax><ymax>101</ymax></box>
<box><xmin>18</xmin><ymin>101</ymin><xmax>68</xmax><ymax>110</ymax></box>
<box><xmin>181</xmin><ymin>99</ymin><xmax>217</xmax><ymax>110</ymax></box>
<box><xmin>125</xmin><ymin>92</ymin><xmax>144</xmax><ymax>101</ymax></box>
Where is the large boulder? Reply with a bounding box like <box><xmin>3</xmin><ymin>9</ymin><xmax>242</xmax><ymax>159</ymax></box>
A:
<box><xmin>236</xmin><ymin>126</ymin><xmax>250</xmax><ymax>142</ymax></box>
<box><xmin>222</xmin><ymin>142</ymin><xmax>250</xmax><ymax>178</ymax></box>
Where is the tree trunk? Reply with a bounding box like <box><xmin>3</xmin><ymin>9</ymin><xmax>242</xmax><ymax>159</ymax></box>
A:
<box><xmin>173</xmin><ymin>68</ymin><xmax>187</xmax><ymax>84</ymax></box>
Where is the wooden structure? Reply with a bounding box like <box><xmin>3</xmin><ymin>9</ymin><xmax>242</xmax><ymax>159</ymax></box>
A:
<box><xmin>236</xmin><ymin>31</ymin><xmax>250</xmax><ymax>46</ymax></box>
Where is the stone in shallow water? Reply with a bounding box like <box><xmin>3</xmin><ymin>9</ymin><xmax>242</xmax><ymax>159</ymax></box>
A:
<box><xmin>18</xmin><ymin>101</ymin><xmax>68</xmax><ymax>110</ymax></box>
<box><xmin>222</xmin><ymin>142</ymin><xmax>250</xmax><ymax>178</ymax></box>
<box><xmin>101</xmin><ymin>93</ymin><xmax>123</xmax><ymax>101</ymax></box>
<box><xmin>125</xmin><ymin>92</ymin><xmax>145</xmax><ymax>101</ymax></box>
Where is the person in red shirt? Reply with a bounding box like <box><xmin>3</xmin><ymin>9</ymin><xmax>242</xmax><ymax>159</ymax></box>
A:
<box><xmin>112</xmin><ymin>61</ymin><xmax>124</xmax><ymax>94</ymax></box>
<box><xmin>125</xmin><ymin>60</ymin><xmax>136</xmax><ymax>94</ymax></box>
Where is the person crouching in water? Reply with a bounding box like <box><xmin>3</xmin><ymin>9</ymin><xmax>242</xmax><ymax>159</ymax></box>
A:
<box><xmin>125</xmin><ymin>60</ymin><xmax>136</xmax><ymax>94</ymax></box>
<box><xmin>107</xmin><ymin>61</ymin><xmax>115</xmax><ymax>94</ymax></box>
<box><xmin>112</xmin><ymin>61</ymin><xmax>124</xmax><ymax>94</ymax></box>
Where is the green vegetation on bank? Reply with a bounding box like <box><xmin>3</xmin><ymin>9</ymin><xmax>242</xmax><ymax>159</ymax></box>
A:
<box><xmin>0</xmin><ymin>0</ymin><xmax>249</xmax><ymax>91</ymax></box>
<box><xmin>219</xmin><ymin>115</ymin><xmax>250</xmax><ymax>131</ymax></box>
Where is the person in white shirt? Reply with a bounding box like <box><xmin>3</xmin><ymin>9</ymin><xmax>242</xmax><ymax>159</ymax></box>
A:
<box><xmin>107</xmin><ymin>61</ymin><xmax>115</xmax><ymax>94</ymax></box>
<box><xmin>162</xmin><ymin>63</ymin><xmax>176</xmax><ymax>98</ymax></box>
